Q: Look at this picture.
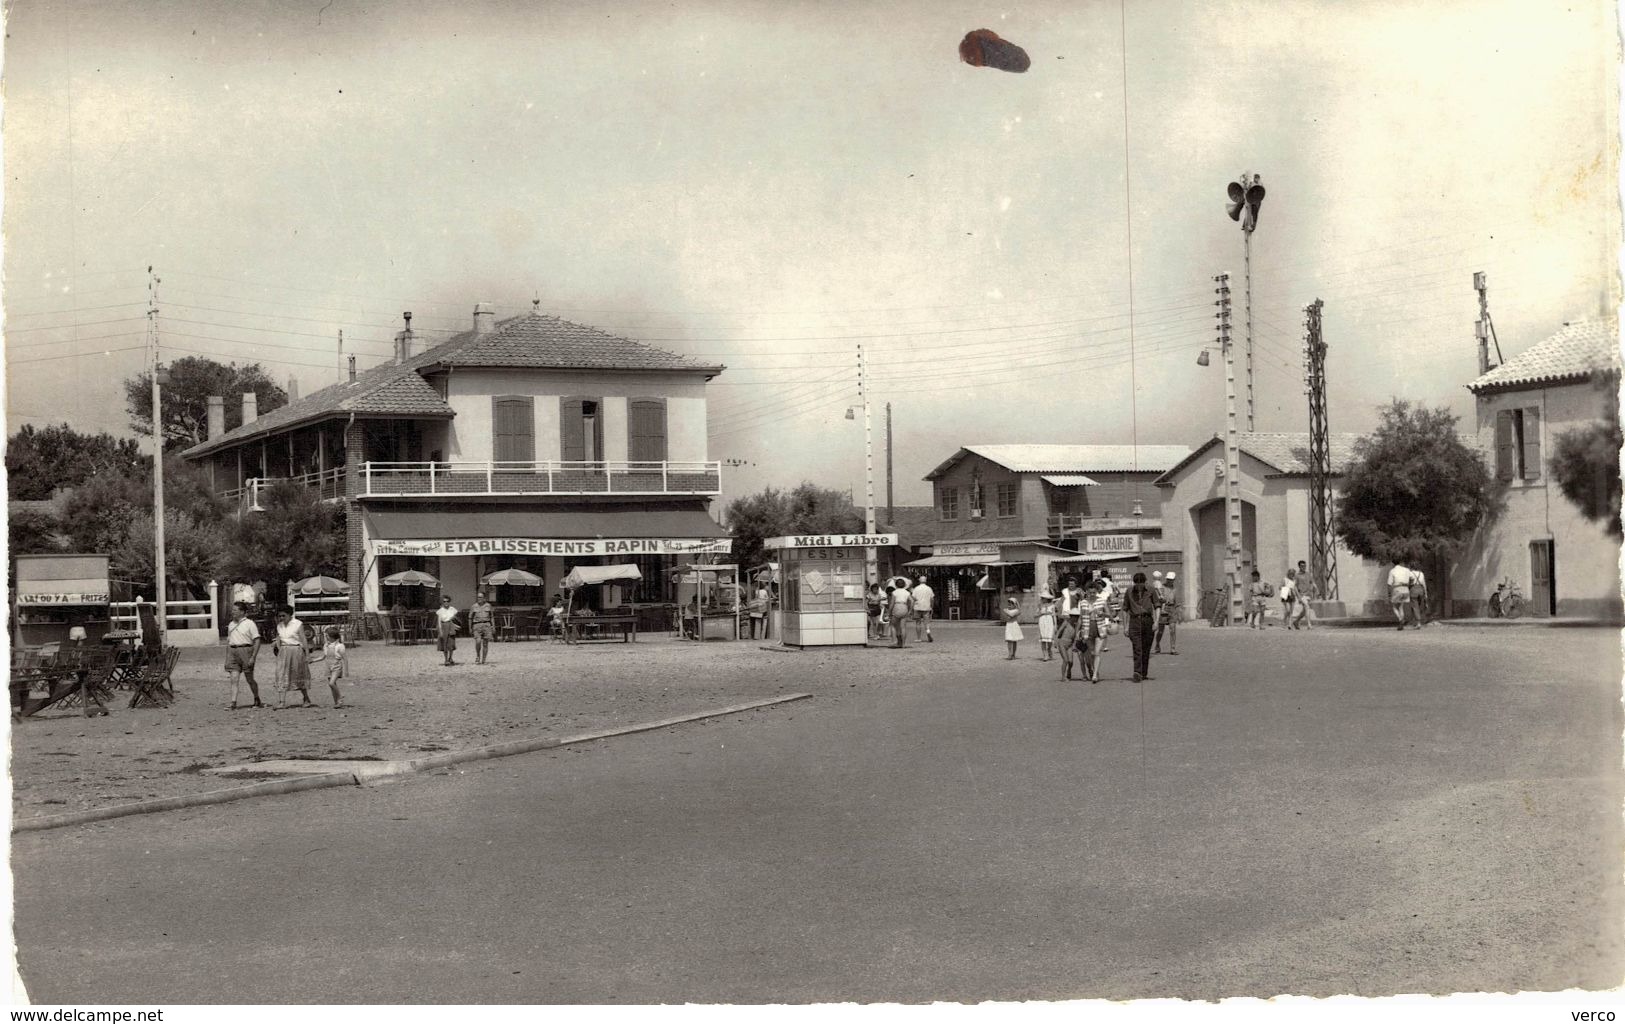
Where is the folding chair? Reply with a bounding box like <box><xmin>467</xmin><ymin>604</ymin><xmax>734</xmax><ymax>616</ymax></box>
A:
<box><xmin>128</xmin><ymin>647</ymin><xmax>179</xmax><ymax>709</ymax></box>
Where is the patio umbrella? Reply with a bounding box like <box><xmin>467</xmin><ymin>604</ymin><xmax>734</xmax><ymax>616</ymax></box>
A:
<box><xmin>381</xmin><ymin>569</ymin><xmax>440</xmax><ymax>587</ymax></box>
<box><xmin>481</xmin><ymin>568</ymin><xmax>543</xmax><ymax>587</ymax></box>
<box><xmin>291</xmin><ymin>575</ymin><xmax>349</xmax><ymax>595</ymax></box>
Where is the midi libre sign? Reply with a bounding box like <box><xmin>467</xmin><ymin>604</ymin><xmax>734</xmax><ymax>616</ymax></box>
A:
<box><xmin>372</xmin><ymin>538</ymin><xmax>733</xmax><ymax>557</ymax></box>
<box><xmin>763</xmin><ymin>534</ymin><xmax>898</xmax><ymax>549</ymax></box>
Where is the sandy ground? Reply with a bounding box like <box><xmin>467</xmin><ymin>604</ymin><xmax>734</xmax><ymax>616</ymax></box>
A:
<box><xmin>10</xmin><ymin>630</ymin><xmax>890</xmax><ymax>818</ymax></box>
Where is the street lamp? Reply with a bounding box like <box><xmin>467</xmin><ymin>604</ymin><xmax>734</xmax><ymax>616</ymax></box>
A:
<box><xmin>1225</xmin><ymin>173</ymin><xmax>1264</xmax><ymax>431</ymax></box>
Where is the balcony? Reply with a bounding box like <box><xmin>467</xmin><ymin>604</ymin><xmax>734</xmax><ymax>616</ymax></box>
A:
<box><xmin>360</xmin><ymin>460</ymin><xmax>722</xmax><ymax>498</ymax></box>
<box><xmin>224</xmin><ymin>468</ymin><xmax>346</xmax><ymax>513</ymax></box>
<box><xmin>1047</xmin><ymin>512</ymin><xmax>1163</xmax><ymax>536</ymax></box>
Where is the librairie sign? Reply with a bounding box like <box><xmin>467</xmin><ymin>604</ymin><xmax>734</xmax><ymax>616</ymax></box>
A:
<box><xmin>764</xmin><ymin>533</ymin><xmax>898</xmax><ymax>549</ymax></box>
<box><xmin>1084</xmin><ymin>534</ymin><xmax>1142</xmax><ymax>555</ymax></box>
<box><xmin>372</xmin><ymin>538</ymin><xmax>733</xmax><ymax>557</ymax></box>
<box><xmin>17</xmin><ymin>592</ymin><xmax>109</xmax><ymax>605</ymax></box>
<box><xmin>933</xmin><ymin>542</ymin><xmax>1000</xmax><ymax>557</ymax></box>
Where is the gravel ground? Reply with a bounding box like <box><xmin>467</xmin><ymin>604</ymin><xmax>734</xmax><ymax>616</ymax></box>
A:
<box><xmin>10</xmin><ymin>632</ymin><xmax>870</xmax><ymax>818</ymax></box>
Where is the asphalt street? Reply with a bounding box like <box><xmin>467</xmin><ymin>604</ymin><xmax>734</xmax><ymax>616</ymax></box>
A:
<box><xmin>13</xmin><ymin>622</ymin><xmax>1623</xmax><ymax>1003</ymax></box>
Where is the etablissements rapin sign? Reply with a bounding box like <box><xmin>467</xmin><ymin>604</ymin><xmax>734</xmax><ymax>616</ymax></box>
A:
<box><xmin>372</xmin><ymin>538</ymin><xmax>733</xmax><ymax>557</ymax></box>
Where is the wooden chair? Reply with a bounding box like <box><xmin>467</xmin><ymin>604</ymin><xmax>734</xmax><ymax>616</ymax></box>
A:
<box><xmin>496</xmin><ymin>611</ymin><xmax>518</xmax><ymax>643</ymax></box>
<box><xmin>128</xmin><ymin>647</ymin><xmax>180</xmax><ymax>709</ymax></box>
<box><xmin>387</xmin><ymin>612</ymin><xmax>413</xmax><ymax>646</ymax></box>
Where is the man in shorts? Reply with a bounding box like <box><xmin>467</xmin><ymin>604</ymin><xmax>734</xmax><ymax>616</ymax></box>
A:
<box><xmin>910</xmin><ymin>574</ymin><xmax>935</xmax><ymax>643</ymax></box>
<box><xmin>1055</xmin><ymin>577</ymin><xmax>1083</xmax><ymax>648</ymax></box>
<box><xmin>225</xmin><ymin>601</ymin><xmax>265</xmax><ymax>709</ymax></box>
<box><xmin>469</xmin><ymin>591</ymin><xmax>496</xmax><ymax>664</ymax></box>
<box><xmin>889</xmin><ymin>581</ymin><xmax>915</xmax><ymax>649</ymax></box>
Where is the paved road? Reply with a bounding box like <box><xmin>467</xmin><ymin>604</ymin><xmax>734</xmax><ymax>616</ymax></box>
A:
<box><xmin>15</xmin><ymin>623</ymin><xmax>1623</xmax><ymax>1002</ymax></box>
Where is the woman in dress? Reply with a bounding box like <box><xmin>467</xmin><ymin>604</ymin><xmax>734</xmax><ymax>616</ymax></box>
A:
<box><xmin>1001</xmin><ymin>596</ymin><xmax>1024</xmax><ymax>660</ymax></box>
<box><xmin>1036</xmin><ymin>589</ymin><xmax>1057</xmax><ymax>662</ymax></box>
<box><xmin>272</xmin><ymin>605</ymin><xmax>314</xmax><ymax>708</ymax></box>
<box><xmin>435</xmin><ymin>594</ymin><xmax>461</xmax><ymax>666</ymax></box>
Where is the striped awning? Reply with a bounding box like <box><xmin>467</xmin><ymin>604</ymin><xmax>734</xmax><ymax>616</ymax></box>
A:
<box><xmin>1040</xmin><ymin>474</ymin><xmax>1099</xmax><ymax>486</ymax></box>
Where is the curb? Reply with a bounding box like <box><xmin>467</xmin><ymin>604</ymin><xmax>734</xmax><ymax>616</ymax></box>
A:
<box><xmin>13</xmin><ymin>693</ymin><xmax>814</xmax><ymax>833</ymax></box>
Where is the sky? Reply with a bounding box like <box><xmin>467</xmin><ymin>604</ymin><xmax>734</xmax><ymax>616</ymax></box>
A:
<box><xmin>3</xmin><ymin>0</ymin><xmax>1619</xmax><ymax>510</ymax></box>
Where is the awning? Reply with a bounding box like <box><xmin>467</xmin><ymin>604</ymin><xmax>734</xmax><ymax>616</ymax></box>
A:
<box><xmin>562</xmin><ymin>564</ymin><xmax>643</xmax><ymax>588</ymax></box>
<box><xmin>1040</xmin><ymin>474</ymin><xmax>1099</xmax><ymax>486</ymax></box>
<box><xmin>1051</xmin><ymin>553</ymin><xmax>1139</xmax><ymax>563</ymax></box>
<box><xmin>903</xmin><ymin>554</ymin><xmax>1004</xmax><ymax>568</ymax></box>
<box><xmin>980</xmin><ymin>561</ymin><xmax>1031</xmax><ymax>567</ymax></box>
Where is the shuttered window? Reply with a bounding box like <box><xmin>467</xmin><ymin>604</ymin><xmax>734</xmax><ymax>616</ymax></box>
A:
<box><xmin>1494</xmin><ymin>409</ymin><xmax>1514</xmax><ymax>481</ymax></box>
<box><xmin>492</xmin><ymin>396</ymin><xmax>534</xmax><ymax>464</ymax></box>
<box><xmin>628</xmin><ymin>398</ymin><xmax>668</xmax><ymax>462</ymax></box>
<box><xmin>1519</xmin><ymin>405</ymin><xmax>1541</xmax><ymax>481</ymax></box>
<box><xmin>560</xmin><ymin>396</ymin><xmax>604</xmax><ymax>462</ymax></box>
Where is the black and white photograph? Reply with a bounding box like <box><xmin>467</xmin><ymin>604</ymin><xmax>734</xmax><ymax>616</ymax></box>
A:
<box><xmin>3</xmin><ymin>0</ymin><xmax>1622</xmax><ymax>1013</ymax></box>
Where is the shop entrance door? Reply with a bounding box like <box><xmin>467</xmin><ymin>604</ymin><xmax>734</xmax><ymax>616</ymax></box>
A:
<box><xmin>1530</xmin><ymin>540</ymin><xmax>1555</xmax><ymax>617</ymax></box>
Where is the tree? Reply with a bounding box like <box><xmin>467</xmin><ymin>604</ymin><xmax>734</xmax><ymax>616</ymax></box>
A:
<box><xmin>1549</xmin><ymin>372</ymin><xmax>1622</xmax><ymax>537</ymax></box>
<box><xmin>1337</xmin><ymin>400</ymin><xmax>1495</xmax><ymax>571</ymax></box>
<box><xmin>725</xmin><ymin>482</ymin><xmax>864</xmax><ymax>568</ymax></box>
<box><xmin>221</xmin><ymin>481</ymin><xmax>345</xmax><ymax>585</ymax></box>
<box><xmin>124</xmin><ymin>355</ymin><xmax>287</xmax><ymax>453</ymax></box>
<box><xmin>8</xmin><ymin>507</ymin><xmax>67</xmax><ymax>558</ymax></box>
<box><xmin>55</xmin><ymin>456</ymin><xmax>230</xmax><ymax>593</ymax></box>
<box><xmin>117</xmin><ymin>510</ymin><xmax>228</xmax><ymax>598</ymax></box>
<box><xmin>5</xmin><ymin>423</ymin><xmax>143</xmax><ymax>500</ymax></box>
<box><xmin>58</xmin><ymin>470</ymin><xmax>150</xmax><ymax>557</ymax></box>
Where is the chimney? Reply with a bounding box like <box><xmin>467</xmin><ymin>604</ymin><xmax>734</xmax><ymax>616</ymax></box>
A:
<box><xmin>206</xmin><ymin>396</ymin><xmax>225</xmax><ymax>439</ymax></box>
<box><xmin>242</xmin><ymin>392</ymin><xmax>258</xmax><ymax>425</ymax></box>
<box><xmin>348</xmin><ymin>355</ymin><xmax>357</xmax><ymax>382</ymax></box>
<box><xmin>394</xmin><ymin>311</ymin><xmax>416</xmax><ymax>364</ymax></box>
<box><xmin>288</xmin><ymin>376</ymin><xmax>300</xmax><ymax>401</ymax></box>
<box><xmin>473</xmin><ymin>302</ymin><xmax>496</xmax><ymax>335</ymax></box>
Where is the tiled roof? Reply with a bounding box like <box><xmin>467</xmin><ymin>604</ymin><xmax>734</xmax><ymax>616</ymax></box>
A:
<box><xmin>877</xmin><ymin>505</ymin><xmax>940</xmax><ymax>546</ymax></box>
<box><xmin>435</xmin><ymin>314</ymin><xmax>724</xmax><ymax>373</ymax></box>
<box><xmin>1467</xmin><ymin>317</ymin><xmax>1620</xmax><ymax>393</ymax></box>
<box><xmin>926</xmin><ymin>444</ymin><xmax>1192</xmax><ymax>480</ymax></box>
<box><xmin>1153</xmin><ymin>432</ymin><xmax>1364</xmax><ymax>485</ymax></box>
<box><xmin>182</xmin><ymin>311</ymin><xmax>725</xmax><ymax>460</ymax></box>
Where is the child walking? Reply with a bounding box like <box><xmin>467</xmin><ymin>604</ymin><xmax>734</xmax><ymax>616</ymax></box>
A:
<box><xmin>307</xmin><ymin>625</ymin><xmax>349</xmax><ymax>708</ymax></box>
<box><xmin>1036</xmin><ymin>589</ymin><xmax>1057</xmax><ymax>662</ymax></box>
<box><xmin>1001</xmin><ymin>597</ymin><xmax>1024</xmax><ymax>660</ymax></box>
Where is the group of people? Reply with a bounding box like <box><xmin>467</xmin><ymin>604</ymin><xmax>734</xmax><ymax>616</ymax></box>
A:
<box><xmin>1009</xmin><ymin>569</ymin><xmax>1180</xmax><ymax>683</ymax></box>
<box><xmin>1241</xmin><ymin>560</ymin><xmax>1320</xmax><ymax>630</ymax></box>
<box><xmin>1386</xmin><ymin>561</ymin><xmax>1429</xmax><ymax>630</ymax></box>
<box><xmin>867</xmin><ymin>576</ymin><xmax>935</xmax><ymax>646</ymax></box>
<box><xmin>223</xmin><ymin>601</ymin><xmax>349</xmax><ymax>710</ymax></box>
<box><xmin>420</xmin><ymin>592</ymin><xmax>574</xmax><ymax>665</ymax></box>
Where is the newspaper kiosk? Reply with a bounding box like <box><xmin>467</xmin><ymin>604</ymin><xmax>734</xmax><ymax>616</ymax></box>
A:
<box><xmin>765</xmin><ymin>533</ymin><xmax>896</xmax><ymax>647</ymax></box>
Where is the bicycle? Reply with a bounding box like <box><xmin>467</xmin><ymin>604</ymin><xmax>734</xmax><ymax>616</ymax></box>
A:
<box><xmin>1488</xmin><ymin>577</ymin><xmax>1525</xmax><ymax>619</ymax></box>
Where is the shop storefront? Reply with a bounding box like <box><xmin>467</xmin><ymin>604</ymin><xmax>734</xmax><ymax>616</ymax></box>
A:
<box><xmin>361</xmin><ymin>503</ymin><xmax>732</xmax><ymax>629</ymax></box>
<box><xmin>1049</xmin><ymin>534</ymin><xmax>1184</xmax><ymax>603</ymax></box>
<box><xmin>904</xmin><ymin>540</ymin><xmax>1074</xmax><ymax>622</ymax></box>
<box><xmin>13</xmin><ymin>554</ymin><xmax>113</xmax><ymax>647</ymax></box>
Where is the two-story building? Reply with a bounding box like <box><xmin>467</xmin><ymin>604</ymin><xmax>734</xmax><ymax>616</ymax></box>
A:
<box><xmin>182</xmin><ymin>304</ymin><xmax>730</xmax><ymax>623</ymax></box>
<box><xmin>1450</xmin><ymin>316</ymin><xmax>1622</xmax><ymax>618</ymax></box>
<box><xmin>903</xmin><ymin>444</ymin><xmax>1190</xmax><ymax>620</ymax></box>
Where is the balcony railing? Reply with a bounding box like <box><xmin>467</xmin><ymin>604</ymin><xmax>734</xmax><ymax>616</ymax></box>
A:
<box><xmin>361</xmin><ymin>460</ymin><xmax>722</xmax><ymax>498</ymax></box>
<box><xmin>222</xmin><ymin>468</ymin><xmax>347</xmax><ymax>513</ymax></box>
<box><xmin>1047</xmin><ymin>512</ymin><xmax>1162</xmax><ymax>535</ymax></box>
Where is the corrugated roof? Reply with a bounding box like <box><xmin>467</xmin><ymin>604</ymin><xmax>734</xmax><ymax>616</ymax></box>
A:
<box><xmin>1467</xmin><ymin>317</ymin><xmax>1620</xmax><ymax>393</ymax></box>
<box><xmin>1040</xmin><ymin>473</ymin><xmax>1100</xmax><ymax>486</ymax></box>
<box><xmin>182</xmin><ymin>311</ymin><xmax>726</xmax><ymax>460</ymax></box>
<box><xmin>1153</xmin><ymin>432</ymin><xmax>1364</xmax><ymax>485</ymax></box>
<box><xmin>926</xmin><ymin>444</ymin><xmax>1192</xmax><ymax>479</ymax></box>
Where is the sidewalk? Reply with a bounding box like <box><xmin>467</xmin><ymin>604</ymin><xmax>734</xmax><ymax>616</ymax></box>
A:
<box><xmin>10</xmin><ymin>635</ymin><xmax>825</xmax><ymax>818</ymax></box>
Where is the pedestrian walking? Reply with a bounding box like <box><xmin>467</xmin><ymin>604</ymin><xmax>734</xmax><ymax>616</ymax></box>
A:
<box><xmin>911</xmin><ymin>575</ymin><xmax>935</xmax><ymax>643</ymax></box>
<box><xmin>1000</xmin><ymin>597</ymin><xmax>1024</xmax><ymax>659</ymax></box>
<box><xmin>1410</xmin><ymin>568</ymin><xmax>1429</xmax><ymax>627</ymax></box>
<box><xmin>1154</xmin><ymin>571</ymin><xmax>1180</xmax><ymax>654</ymax></box>
<box><xmin>866</xmin><ymin>582</ymin><xmax>885</xmax><ymax>640</ymax></box>
<box><xmin>272</xmin><ymin>605</ymin><xmax>315</xmax><ymax>708</ymax></box>
<box><xmin>1280</xmin><ymin>570</ymin><xmax>1300</xmax><ymax>629</ymax></box>
<box><xmin>307</xmin><ymin>625</ymin><xmax>349</xmax><ymax>708</ymax></box>
<box><xmin>1247</xmin><ymin>570</ymin><xmax>1271</xmax><ymax>629</ymax></box>
<box><xmin>1055</xmin><ymin>576</ymin><xmax>1083</xmax><ymax>649</ymax></box>
<box><xmin>436</xmin><ymin>594</ymin><xmax>461</xmax><ymax>665</ymax></box>
<box><xmin>748</xmin><ymin>582</ymin><xmax>769</xmax><ymax>639</ymax></box>
<box><xmin>1074</xmin><ymin>579</ymin><xmax>1110</xmax><ymax>683</ymax></box>
<box><xmin>224</xmin><ymin>601</ymin><xmax>265</xmax><ymax>710</ymax></box>
<box><xmin>1037</xmin><ymin>589</ymin><xmax>1057</xmax><ymax>661</ymax></box>
<box><xmin>1294</xmin><ymin>560</ymin><xmax>1316</xmax><ymax>628</ymax></box>
<box><xmin>1095</xmin><ymin>572</ymin><xmax>1117</xmax><ymax>654</ymax></box>
<box><xmin>469</xmin><ymin>591</ymin><xmax>495</xmax><ymax>664</ymax></box>
<box><xmin>1386</xmin><ymin>561</ymin><xmax>1414</xmax><ymax>631</ymax></box>
<box><xmin>1124</xmin><ymin>572</ymin><xmax>1157</xmax><ymax>682</ymax></box>
<box><xmin>889</xmin><ymin>581</ymin><xmax>915</xmax><ymax>649</ymax></box>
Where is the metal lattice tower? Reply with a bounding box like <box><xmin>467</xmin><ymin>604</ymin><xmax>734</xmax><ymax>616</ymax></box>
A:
<box><xmin>1302</xmin><ymin>299</ymin><xmax>1338</xmax><ymax>600</ymax></box>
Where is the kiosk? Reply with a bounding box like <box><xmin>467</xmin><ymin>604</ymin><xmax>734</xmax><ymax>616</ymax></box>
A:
<box><xmin>672</xmin><ymin>564</ymin><xmax>741</xmax><ymax>641</ymax></box>
<box><xmin>765</xmin><ymin>533</ymin><xmax>896</xmax><ymax>647</ymax></box>
<box><xmin>13</xmin><ymin>554</ymin><xmax>112</xmax><ymax>648</ymax></box>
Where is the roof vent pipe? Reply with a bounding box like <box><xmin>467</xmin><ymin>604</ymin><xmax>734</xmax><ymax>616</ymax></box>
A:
<box><xmin>395</xmin><ymin>312</ymin><xmax>415</xmax><ymax>364</ymax></box>
<box><xmin>206</xmin><ymin>396</ymin><xmax>225</xmax><ymax>440</ymax></box>
<box><xmin>473</xmin><ymin>302</ymin><xmax>495</xmax><ymax>335</ymax></box>
<box><xmin>348</xmin><ymin>355</ymin><xmax>357</xmax><ymax>382</ymax></box>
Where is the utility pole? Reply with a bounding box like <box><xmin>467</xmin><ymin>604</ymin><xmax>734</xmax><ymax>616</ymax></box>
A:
<box><xmin>1474</xmin><ymin>271</ymin><xmax>1502</xmax><ymax>374</ymax></box>
<box><xmin>1215</xmin><ymin>272</ymin><xmax>1244</xmax><ymax>625</ymax></box>
<box><xmin>858</xmin><ymin>344</ymin><xmax>877</xmax><ymax>584</ymax></box>
<box><xmin>147</xmin><ymin>266</ymin><xmax>168</xmax><ymax>647</ymax></box>
<box><xmin>1302</xmin><ymin>298</ymin><xmax>1338</xmax><ymax>601</ymax></box>
<box><xmin>885</xmin><ymin>401</ymin><xmax>894</xmax><ymax>527</ymax></box>
<box><xmin>1225</xmin><ymin>172</ymin><xmax>1266</xmax><ymax>430</ymax></box>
